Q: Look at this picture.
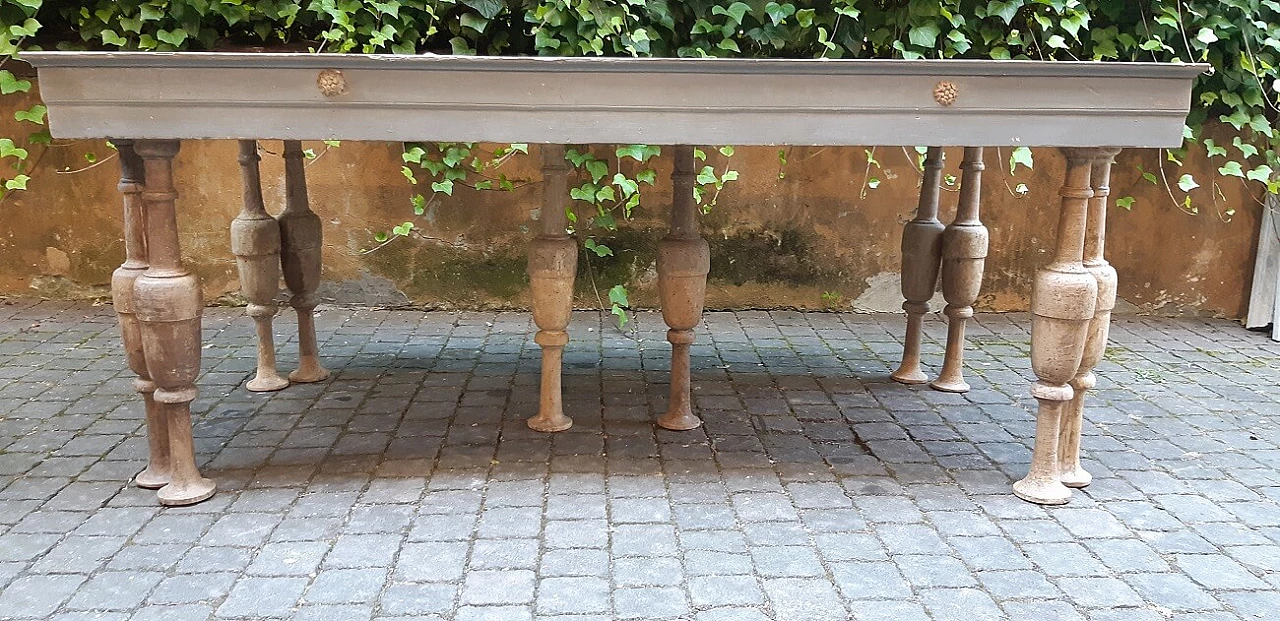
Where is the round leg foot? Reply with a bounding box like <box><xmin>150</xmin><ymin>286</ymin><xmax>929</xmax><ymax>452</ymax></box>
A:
<box><xmin>289</xmin><ymin>365</ymin><xmax>330</xmax><ymax>384</ymax></box>
<box><xmin>657</xmin><ymin>409</ymin><xmax>703</xmax><ymax>431</ymax></box>
<box><xmin>527</xmin><ymin>412</ymin><xmax>572</xmax><ymax>433</ymax></box>
<box><xmin>133</xmin><ymin>467</ymin><xmax>170</xmax><ymax>490</ymax></box>
<box><xmin>1059</xmin><ymin>467</ymin><xmax>1093</xmax><ymax>489</ymax></box>
<box><xmin>891</xmin><ymin>367</ymin><xmax>930</xmax><ymax>385</ymax></box>
<box><xmin>1012</xmin><ymin>477</ymin><xmax>1072</xmax><ymax>505</ymax></box>
<box><xmin>157</xmin><ymin>477</ymin><xmax>216</xmax><ymax>506</ymax></box>
<box><xmin>929</xmin><ymin>377</ymin><xmax>970</xmax><ymax>393</ymax></box>
<box><xmin>247</xmin><ymin>374</ymin><xmax>290</xmax><ymax>392</ymax></box>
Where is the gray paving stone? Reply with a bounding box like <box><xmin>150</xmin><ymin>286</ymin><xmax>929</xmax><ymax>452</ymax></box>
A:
<box><xmin>380</xmin><ymin>582</ymin><xmax>458</xmax><ymax>616</ymax></box>
<box><xmin>920</xmin><ymin>587</ymin><xmax>1005</xmax><ymax>621</ymax></box>
<box><xmin>148</xmin><ymin>572</ymin><xmax>238</xmax><ymax>604</ymax></box>
<box><xmin>689</xmin><ymin>575</ymin><xmax>764</xmax><ymax>607</ymax></box>
<box><xmin>304</xmin><ymin>568</ymin><xmax>388</xmax><ymax>604</ymax></box>
<box><xmin>613</xmin><ymin>586</ymin><xmax>690</xmax><ymax>619</ymax></box>
<box><xmin>216</xmin><ymin>576</ymin><xmax>310</xmax><ymax>618</ymax></box>
<box><xmin>762</xmin><ymin>577</ymin><xmax>847</xmax><ymax>621</ymax></box>
<box><xmin>248</xmin><ymin>541</ymin><xmax>331</xmax><ymax>576</ymax></box>
<box><xmin>1125</xmin><ymin>573</ymin><xmax>1223</xmax><ymax>611</ymax></box>
<box><xmin>461</xmin><ymin>569</ymin><xmax>536</xmax><ymax>605</ymax></box>
<box><xmin>0</xmin><ymin>574</ymin><xmax>86</xmax><ymax>618</ymax></box>
<box><xmin>536</xmin><ymin>577</ymin><xmax>610</xmax><ymax>615</ymax></box>
<box><xmin>614</xmin><ymin>556</ymin><xmax>684</xmax><ymax>587</ymax></box>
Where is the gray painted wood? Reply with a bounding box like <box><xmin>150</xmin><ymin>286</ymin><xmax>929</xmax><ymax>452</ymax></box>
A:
<box><xmin>24</xmin><ymin>52</ymin><xmax>1204</xmax><ymax>147</ymax></box>
<box><xmin>1247</xmin><ymin>194</ymin><xmax>1279</xmax><ymax>332</ymax></box>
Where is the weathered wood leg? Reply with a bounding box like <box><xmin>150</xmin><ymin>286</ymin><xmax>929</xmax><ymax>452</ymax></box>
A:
<box><xmin>133</xmin><ymin>139</ymin><xmax>215</xmax><ymax>506</ymax></box>
<box><xmin>527</xmin><ymin>144</ymin><xmax>576</xmax><ymax>433</ymax></box>
<box><xmin>931</xmin><ymin>147</ymin><xmax>988</xmax><ymax>394</ymax></box>
<box><xmin>891</xmin><ymin>146</ymin><xmax>945</xmax><ymax>385</ymax></box>
<box><xmin>657</xmin><ymin>147</ymin><xmax>710</xmax><ymax>431</ymax></box>
<box><xmin>233</xmin><ymin>140</ymin><xmax>289</xmax><ymax>392</ymax></box>
<box><xmin>1059</xmin><ymin>147</ymin><xmax>1122</xmax><ymax>488</ymax></box>
<box><xmin>279</xmin><ymin>140</ymin><xmax>330</xmax><ymax>384</ymax></box>
<box><xmin>1013</xmin><ymin>148</ymin><xmax>1100</xmax><ymax>506</ymax></box>
<box><xmin>112</xmin><ymin>140</ymin><xmax>171</xmax><ymax>490</ymax></box>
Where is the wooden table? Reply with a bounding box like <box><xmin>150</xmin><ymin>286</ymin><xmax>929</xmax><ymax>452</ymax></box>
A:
<box><xmin>25</xmin><ymin>52</ymin><xmax>1203</xmax><ymax>506</ymax></box>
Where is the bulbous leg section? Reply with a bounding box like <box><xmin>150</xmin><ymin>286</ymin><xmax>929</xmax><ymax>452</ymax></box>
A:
<box><xmin>133</xmin><ymin>139</ymin><xmax>215</xmax><ymax>506</ymax></box>
<box><xmin>279</xmin><ymin>140</ymin><xmax>330</xmax><ymax>384</ymax></box>
<box><xmin>527</xmin><ymin>236</ymin><xmax>577</xmax><ymax>433</ymax></box>
<box><xmin>931</xmin><ymin>147</ymin><xmax>987</xmax><ymax>394</ymax></box>
<box><xmin>657</xmin><ymin>237</ymin><xmax>710</xmax><ymax>432</ymax></box>
<box><xmin>234</xmin><ymin>139</ymin><xmax>289</xmax><ymax>393</ymax></box>
<box><xmin>892</xmin><ymin>146</ymin><xmax>945</xmax><ymax>385</ymax></box>
<box><xmin>1013</xmin><ymin>148</ymin><xmax>1102</xmax><ymax>506</ymax></box>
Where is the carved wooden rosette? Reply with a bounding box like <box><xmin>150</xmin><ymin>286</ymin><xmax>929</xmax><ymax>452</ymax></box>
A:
<box><xmin>527</xmin><ymin>144</ymin><xmax>576</xmax><ymax>432</ymax></box>
<box><xmin>657</xmin><ymin>147</ymin><xmax>710</xmax><ymax>431</ymax></box>
<box><xmin>233</xmin><ymin>140</ymin><xmax>289</xmax><ymax>392</ymax></box>
<box><xmin>111</xmin><ymin>140</ymin><xmax>172</xmax><ymax>490</ymax></box>
<box><xmin>931</xmin><ymin>147</ymin><xmax>988</xmax><ymax>393</ymax></box>
<box><xmin>131</xmin><ymin>139</ymin><xmax>216</xmax><ymax>506</ymax></box>
<box><xmin>278</xmin><ymin>140</ymin><xmax>330</xmax><ymax>384</ymax></box>
<box><xmin>1013</xmin><ymin>147</ymin><xmax>1103</xmax><ymax>506</ymax></box>
<box><xmin>891</xmin><ymin>146</ymin><xmax>946</xmax><ymax>385</ymax></box>
<box><xmin>1059</xmin><ymin>148</ymin><xmax>1122</xmax><ymax>488</ymax></box>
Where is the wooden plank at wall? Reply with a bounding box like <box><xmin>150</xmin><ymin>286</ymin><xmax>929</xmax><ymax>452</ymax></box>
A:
<box><xmin>1248</xmin><ymin>194</ymin><xmax>1280</xmax><ymax>334</ymax></box>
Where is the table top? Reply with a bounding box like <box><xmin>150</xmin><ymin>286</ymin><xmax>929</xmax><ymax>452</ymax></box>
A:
<box><xmin>25</xmin><ymin>52</ymin><xmax>1206</xmax><ymax>147</ymax></box>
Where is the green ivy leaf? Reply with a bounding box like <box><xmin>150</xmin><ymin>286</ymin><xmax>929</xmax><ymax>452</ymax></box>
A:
<box><xmin>431</xmin><ymin>179</ymin><xmax>454</xmax><ymax>195</ymax></box>
<box><xmin>1218</xmin><ymin>161</ymin><xmax>1245</xmax><ymax>177</ymax></box>
<box><xmin>584</xmin><ymin>238</ymin><xmax>613</xmax><ymax>257</ymax></box>
<box><xmin>986</xmin><ymin>0</ymin><xmax>1020</xmax><ymax>24</ymax></box>
<box><xmin>156</xmin><ymin>28</ymin><xmax>188</xmax><ymax>47</ymax></box>
<box><xmin>718</xmin><ymin>145</ymin><xmax>735</xmax><ymax>157</ymax></box>
<box><xmin>13</xmin><ymin>104</ymin><xmax>45</xmax><ymax>124</ymax></box>
<box><xmin>99</xmin><ymin>29</ymin><xmax>126</xmax><ymax>46</ymax></box>
<box><xmin>459</xmin><ymin>0</ymin><xmax>503</xmax><ymax>19</ymax></box>
<box><xmin>608</xmin><ymin>284</ymin><xmax>629</xmax><ymax>307</ymax></box>
<box><xmin>1176</xmin><ymin>174</ymin><xmax>1199</xmax><ymax>192</ymax></box>
<box><xmin>1115</xmin><ymin>196</ymin><xmax>1135</xmax><ymax>210</ymax></box>
<box><xmin>585</xmin><ymin>160</ymin><xmax>608</xmax><ymax>183</ymax></box>
<box><xmin>4</xmin><ymin>174</ymin><xmax>30</xmax><ymax>191</ymax></box>
<box><xmin>616</xmin><ymin>144</ymin><xmax>660</xmax><ymax>162</ymax></box>
<box><xmin>411</xmin><ymin>194</ymin><xmax>426</xmax><ymax>215</ymax></box>
<box><xmin>459</xmin><ymin>13</ymin><xmax>489</xmax><ymax>33</ymax></box>
<box><xmin>1009</xmin><ymin>147</ymin><xmax>1034</xmax><ymax>173</ymax></box>
<box><xmin>908</xmin><ymin>23</ymin><xmax>941</xmax><ymax>48</ymax></box>
<box><xmin>0</xmin><ymin>139</ymin><xmax>29</xmax><ymax>161</ymax></box>
<box><xmin>0</xmin><ymin>70</ymin><xmax>32</xmax><ymax>95</ymax></box>
<box><xmin>10</xmin><ymin>18</ymin><xmax>40</xmax><ymax>37</ymax></box>
<box><xmin>1246</xmin><ymin>165</ymin><xmax>1274</xmax><ymax>182</ymax></box>
<box><xmin>711</xmin><ymin>2</ymin><xmax>751</xmax><ymax>25</ymax></box>
<box><xmin>1195</xmin><ymin>28</ymin><xmax>1218</xmax><ymax>44</ymax></box>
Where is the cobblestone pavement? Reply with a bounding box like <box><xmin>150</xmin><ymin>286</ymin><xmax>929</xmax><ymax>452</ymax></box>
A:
<box><xmin>1</xmin><ymin>300</ymin><xmax>1279</xmax><ymax>621</ymax></box>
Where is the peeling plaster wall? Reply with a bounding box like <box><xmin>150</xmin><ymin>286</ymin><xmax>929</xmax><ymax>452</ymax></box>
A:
<box><xmin>0</xmin><ymin>84</ymin><xmax>1262</xmax><ymax>317</ymax></box>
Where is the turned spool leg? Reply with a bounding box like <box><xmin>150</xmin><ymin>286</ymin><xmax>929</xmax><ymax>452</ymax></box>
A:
<box><xmin>657</xmin><ymin>147</ymin><xmax>710</xmax><ymax>431</ymax></box>
<box><xmin>931</xmin><ymin>147</ymin><xmax>988</xmax><ymax>394</ymax></box>
<box><xmin>133</xmin><ymin>139</ymin><xmax>215</xmax><ymax>506</ymax></box>
<box><xmin>279</xmin><ymin>140</ymin><xmax>330</xmax><ymax>384</ymax></box>
<box><xmin>233</xmin><ymin>140</ymin><xmax>289</xmax><ymax>392</ymax></box>
<box><xmin>112</xmin><ymin>140</ymin><xmax>171</xmax><ymax>490</ymax></box>
<box><xmin>527</xmin><ymin>144</ymin><xmax>576</xmax><ymax>433</ymax></box>
<box><xmin>892</xmin><ymin>146</ymin><xmax>946</xmax><ymax>385</ymax></box>
<box><xmin>1013</xmin><ymin>148</ymin><xmax>1103</xmax><ymax>506</ymax></box>
<box><xmin>1059</xmin><ymin>148</ymin><xmax>1122</xmax><ymax>488</ymax></box>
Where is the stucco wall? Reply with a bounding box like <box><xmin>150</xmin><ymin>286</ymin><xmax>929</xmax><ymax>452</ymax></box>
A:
<box><xmin>0</xmin><ymin>84</ymin><xmax>1262</xmax><ymax>317</ymax></box>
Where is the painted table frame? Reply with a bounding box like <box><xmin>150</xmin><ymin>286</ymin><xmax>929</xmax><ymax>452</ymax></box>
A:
<box><xmin>25</xmin><ymin>52</ymin><xmax>1203</xmax><ymax>506</ymax></box>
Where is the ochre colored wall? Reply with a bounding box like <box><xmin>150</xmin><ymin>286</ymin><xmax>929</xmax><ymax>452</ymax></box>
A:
<box><xmin>0</xmin><ymin>83</ymin><xmax>1262</xmax><ymax>317</ymax></box>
